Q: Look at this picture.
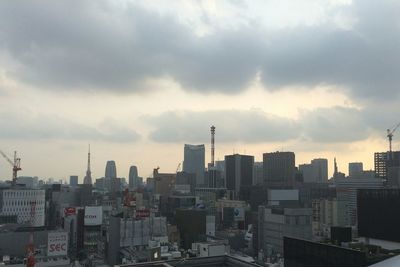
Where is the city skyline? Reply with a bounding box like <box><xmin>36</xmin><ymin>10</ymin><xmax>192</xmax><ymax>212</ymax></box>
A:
<box><xmin>0</xmin><ymin>0</ymin><xmax>400</xmax><ymax>180</ymax></box>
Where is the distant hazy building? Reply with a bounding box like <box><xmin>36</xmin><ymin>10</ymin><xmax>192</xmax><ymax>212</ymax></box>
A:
<box><xmin>311</xmin><ymin>158</ymin><xmax>328</xmax><ymax>182</ymax></box>
<box><xmin>69</xmin><ymin>175</ymin><xmax>78</xmax><ymax>187</ymax></box>
<box><xmin>16</xmin><ymin>176</ymin><xmax>38</xmax><ymax>189</ymax></box>
<box><xmin>176</xmin><ymin>172</ymin><xmax>197</xmax><ymax>193</ymax></box>
<box><xmin>183</xmin><ymin>144</ymin><xmax>205</xmax><ymax>186</ymax></box>
<box><xmin>153</xmin><ymin>168</ymin><xmax>176</xmax><ymax>196</ymax></box>
<box><xmin>299</xmin><ymin>158</ymin><xmax>328</xmax><ymax>183</ymax></box>
<box><xmin>129</xmin><ymin>165</ymin><xmax>142</xmax><ymax>189</ymax></box>
<box><xmin>349</xmin><ymin>162</ymin><xmax>363</xmax><ymax>177</ymax></box>
<box><xmin>105</xmin><ymin>160</ymin><xmax>117</xmax><ymax>179</ymax></box>
<box><xmin>225</xmin><ymin>154</ymin><xmax>254</xmax><ymax>198</ymax></box>
<box><xmin>205</xmin><ymin>168</ymin><xmax>224</xmax><ymax>188</ymax></box>
<box><xmin>253</xmin><ymin>162</ymin><xmax>263</xmax><ymax>185</ymax></box>
<box><xmin>263</xmin><ymin>151</ymin><xmax>296</xmax><ymax>187</ymax></box>
<box><xmin>215</xmin><ymin>160</ymin><xmax>226</xmax><ymax>184</ymax></box>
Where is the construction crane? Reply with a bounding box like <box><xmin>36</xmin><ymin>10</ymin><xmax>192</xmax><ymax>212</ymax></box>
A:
<box><xmin>387</xmin><ymin>123</ymin><xmax>400</xmax><ymax>154</ymax></box>
<box><xmin>176</xmin><ymin>163</ymin><xmax>181</xmax><ymax>173</ymax></box>
<box><xmin>0</xmin><ymin>150</ymin><xmax>21</xmax><ymax>186</ymax></box>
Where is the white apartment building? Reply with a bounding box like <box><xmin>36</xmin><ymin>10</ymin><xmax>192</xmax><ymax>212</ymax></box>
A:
<box><xmin>0</xmin><ymin>189</ymin><xmax>45</xmax><ymax>226</ymax></box>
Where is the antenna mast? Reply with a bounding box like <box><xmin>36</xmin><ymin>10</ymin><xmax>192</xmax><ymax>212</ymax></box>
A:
<box><xmin>211</xmin><ymin>126</ymin><xmax>215</xmax><ymax>167</ymax></box>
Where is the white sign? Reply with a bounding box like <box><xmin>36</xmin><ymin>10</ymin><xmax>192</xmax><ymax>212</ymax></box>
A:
<box><xmin>47</xmin><ymin>232</ymin><xmax>68</xmax><ymax>256</ymax></box>
<box><xmin>234</xmin><ymin>207</ymin><xmax>245</xmax><ymax>221</ymax></box>
<box><xmin>84</xmin><ymin>206</ymin><xmax>103</xmax><ymax>226</ymax></box>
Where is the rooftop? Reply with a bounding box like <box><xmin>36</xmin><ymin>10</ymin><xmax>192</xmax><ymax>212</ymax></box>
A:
<box><xmin>116</xmin><ymin>255</ymin><xmax>261</xmax><ymax>267</ymax></box>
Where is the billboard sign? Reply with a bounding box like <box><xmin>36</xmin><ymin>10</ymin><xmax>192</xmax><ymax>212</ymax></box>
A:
<box><xmin>84</xmin><ymin>206</ymin><xmax>103</xmax><ymax>226</ymax></box>
<box><xmin>64</xmin><ymin>207</ymin><xmax>76</xmax><ymax>217</ymax></box>
<box><xmin>234</xmin><ymin>207</ymin><xmax>245</xmax><ymax>221</ymax></box>
<box><xmin>47</xmin><ymin>232</ymin><xmax>68</xmax><ymax>256</ymax></box>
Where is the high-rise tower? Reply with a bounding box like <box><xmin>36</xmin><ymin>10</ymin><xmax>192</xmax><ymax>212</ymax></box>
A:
<box><xmin>105</xmin><ymin>160</ymin><xmax>117</xmax><ymax>179</ymax></box>
<box><xmin>183</xmin><ymin>144</ymin><xmax>205</xmax><ymax>186</ymax></box>
<box><xmin>211</xmin><ymin>126</ymin><xmax>215</xmax><ymax>167</ymax></box>
<box><xmin>129</xmin><ymin>165</ymin><xmax>139</xmax><ymax>189</ymax></box>
<box><xmin>83</xmin><ymin>145</ymin><xmax>92</xmax><ymax>185</ymax></box>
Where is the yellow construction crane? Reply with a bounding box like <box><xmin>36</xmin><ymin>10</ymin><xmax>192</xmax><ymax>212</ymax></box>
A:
<box><xmin>387</xmin><ymin>123</ymin><xmax>400</xmax><ymax>153</ymax></box>
<box><xmin>0</xmin><ymin>150</ymin><xmax>21</xmax><ymax>186</ymax></box>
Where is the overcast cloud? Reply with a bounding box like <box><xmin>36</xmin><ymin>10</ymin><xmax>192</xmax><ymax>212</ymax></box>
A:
<box><xmin>144</xmin><ymin>106</ymin><xmax>375</xmax><ymax>144</ymax></box>
<box><xmin>0</xmin><ymin>0</ymin><xmax>399</xmax><ymax>101</ymax></box>
<box><xmin>0</xmin><ymin>109</ymin><xmax>140</xmax><ymax>142</ymax></box>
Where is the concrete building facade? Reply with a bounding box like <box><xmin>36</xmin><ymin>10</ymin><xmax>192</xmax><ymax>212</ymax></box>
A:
<box><xmin>258</xmin><ymin>206</ymin><xmax>313</xmax><ymax>256</ymax></box>
<box><xmin>0</xmin><ymin>189</ymin><xmax>45</xmax><ymax>226</ymax></box>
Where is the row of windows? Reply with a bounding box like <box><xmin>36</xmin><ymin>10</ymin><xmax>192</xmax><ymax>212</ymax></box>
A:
<box><xmin>3</xmin><ymin>200</ymin><xmax>44</xmax><ymax>206</ymax></box>
<box><xmin>2</xmin><ymin>206</ymin><xmax>45</xmax><ymax>212</ymax></box>
<box><xmin>3</xmin><ymin>190</ymin><xmax>44</xmax><ymax>197</ymax></box>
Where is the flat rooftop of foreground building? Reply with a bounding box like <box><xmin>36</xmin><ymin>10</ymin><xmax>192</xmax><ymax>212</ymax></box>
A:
<box><xmin>357</xmin><ymin>237</ymin><xmax>400</xmax><ymax>250</ymax></box>
<box><xmin>116</xmin><ymin>255</ymin><xmax>261</xmax><ymax>267</ymax></box>
<box><xmin>369</xmin><ymin>255</ymin><xmax>400</xmax><ymax>267</ymax></box>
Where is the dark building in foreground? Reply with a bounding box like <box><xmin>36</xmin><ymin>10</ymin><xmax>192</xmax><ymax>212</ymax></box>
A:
<box><xmin>358</xmin><ymin>189</ymin><xmax>400</xmax><ymax>242</ymax></box>
<box><xmin>175</xmin><ymin>209</ymin><xmax>207</xmax><ymax>249</ymax></box>
<box><xmin>284</xmin><ymin>237</ymin><xmax>367</xmax><ymax>267</ymax></box>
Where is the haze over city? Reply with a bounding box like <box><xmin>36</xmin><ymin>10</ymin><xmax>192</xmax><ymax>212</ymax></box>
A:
<box><xmin>0</xmin><ymin>0</ymin><xmax>399</xmax><ymax>181</ymax></box>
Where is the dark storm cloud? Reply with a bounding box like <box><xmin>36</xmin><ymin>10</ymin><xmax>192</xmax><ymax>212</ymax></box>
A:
<box><xmin>0</xmin><ymin>0</ymin><xmax>262</xmax><ymax>93</ymax></box>
<box><xmin>0</xmin><ymin>0</ymin><xmax>399</xmax><ymax>100</ymax></box>
<box><xmin>0</xmin><ymin>110</ymin><xmax>140</xmax><ymax>142</ymax></box>
<box><xmin>144</xmin><ymin>110</ymin><xmax>299</xmax><ymax>143</ymax></box>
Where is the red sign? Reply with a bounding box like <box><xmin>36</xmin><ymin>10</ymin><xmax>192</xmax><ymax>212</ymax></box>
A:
<box><xmin>47</xmin><ymin>232</ymin><xmax>68</xmax><ymax>256</ymax></box>
<box><xmin>64</xmin><ymin>207</ymin><xmax>76</xmax><ymax>216</ymax></box>
<box><xmin>136</xmin><ymin>209</ymin><xmax>150</xmax><ymax>218</ymax></box>
<box><xmin>49</xmin><ymin>243</ymin><xmax>67</xmax><ymax>253</ymax></box>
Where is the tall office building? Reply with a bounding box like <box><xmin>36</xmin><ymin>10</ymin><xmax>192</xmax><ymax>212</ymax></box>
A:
<box><xmin>349</xmin><ymin>162</ymin><xmax>363</xmax><ymax>177</ymax></box>
<box><xmin>311</xmin><ymin>158</ymin><xmax>328</xmax><ymax>182</ymax></box>
<box><xmin>183</xmin><ymin>144</ymin><xmax>205</xmax><ymax>186</ymax></box>
<box><xmin>263</xmin><ymin>151</ymin><xmax>295</xmax><ymax>188</ymax></box>
<box><xmin>299</xmin><ymin>159</ymin><xmax>328</xmax><ymax>183</ymax></box>
<box><xmin>70</xmin><ymin>175</ymin><xmax>78</xmax><ymax>187</ymax></box>
<box><xmin>225</xmin><ymin>154</ymin><xmax>254</xmax><ymax>195</ymax></box>
<box><xmin>129</xmin><ymin>165</ymin><xmax>140</xmax><ymax>189</ymax></box>
<box><xmin>105</xmin><ymin>160</ymin><xmax>117</xmax><ymax>179</ymax></box>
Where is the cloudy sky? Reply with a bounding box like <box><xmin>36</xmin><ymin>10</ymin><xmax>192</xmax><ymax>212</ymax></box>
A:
<box><xmin>0</xmin><ymin>0</ymin><xmax>399</xmax><ymax>182</ymax></box>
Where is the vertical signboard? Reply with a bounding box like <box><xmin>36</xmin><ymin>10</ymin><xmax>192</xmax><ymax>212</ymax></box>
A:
<box><xmin>47</xmin><ymin>232</ymin><xmax>68</xmax><ymax>256</ymax></box>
